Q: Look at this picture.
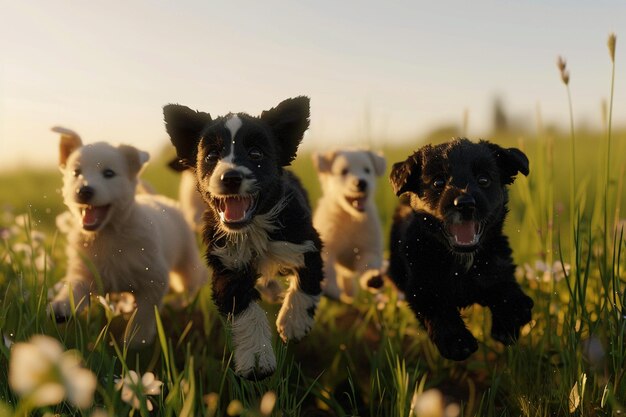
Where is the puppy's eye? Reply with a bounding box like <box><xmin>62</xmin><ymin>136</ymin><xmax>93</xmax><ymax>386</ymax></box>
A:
<box><xmin>364</xmin><ymin>167</ymin><xmax>371</xmax><ymax>174</ymax></box>
<box><xmin>205</xmin><ymin>151</ymin><xmax>220</xmax><ymax>163</ymax></box>
<box><xmin>432</xmin><ymin>177</ymin><xmax>446</xmax><ymax>189</ymax></box>
<box><xmin>249</xmin><ymin>147</ymin><xmax>263</xmax><ymax>160</ymax></box>
<box><xmin>103</xmin><ymin>169</ymin><xmax>116</xmax><ymax>178</ymax></box>
<box><xmin>73</xmin><ymin>168</ymin><xmax>82</xmax><ymax>178</ymax></box>
<box><xmin>477</xmin><ymin>174</ymin><xmax>491</xmax><ymax>187</ymax></box>
<box><xmin>341</xmin><ymin>168</ymin><xmax>349</xmax><ymax>176</ymax></box>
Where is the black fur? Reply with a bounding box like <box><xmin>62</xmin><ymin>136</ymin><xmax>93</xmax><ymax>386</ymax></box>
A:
<box><xmin>388</xmin><ymin>138</ymin><xmax>533</xmax><ymax>361</ymax></box>
<box><xmin>163</xmin><ymin>97</ymin><xmax>323</xmax><ymax>378</ymax></box>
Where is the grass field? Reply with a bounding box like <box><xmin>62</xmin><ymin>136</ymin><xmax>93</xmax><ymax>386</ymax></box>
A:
<box><xmin>1</xmin><ymin>50</ymin><xmax>625</xmax><ymax>417</ymax></box>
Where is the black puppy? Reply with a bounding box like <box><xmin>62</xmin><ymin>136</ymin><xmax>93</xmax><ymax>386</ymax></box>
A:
<box><xmin>163</xmin><ymin>97</ymin><xmax>323</xmax><ymax>379</ymax></box>
<box><xmin>388</xmin><ymin>138</ymin><xmax>533</xmax><ymax>361</ymax></box>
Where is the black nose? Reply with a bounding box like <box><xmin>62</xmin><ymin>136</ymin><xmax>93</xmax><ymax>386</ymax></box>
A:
<box><xmin>454</xmin><ymin>194</ymin><xmax>475</xmax><ymax>212</ymax></box>
<box><xmin>356</xmin><ymin>179</ymin><xmax>367</xmax><ymax>192</ymax></box>
<box><xmin>221</xmin><ymin>170</ymin><xmax>243</xmax><ymax>193</ymax></box>
<box><xmin>76</xmin><ymin>186</ymin><xmax>94</xmax><ymax>203</ymax></box>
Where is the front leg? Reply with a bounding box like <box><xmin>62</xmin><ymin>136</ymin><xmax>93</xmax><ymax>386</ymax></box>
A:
<box><xmin>49</xmin><ymin>250</ymin><xmax>93</xmax><ymax>320</ymax></box>
<box><xmin>355</xmin><ymin>251</ymin><xmax>384</xmax><ymax>291</ymax></box>
<box><xmin>277</xmin><ymin>249</ymin><xmax>323</xmax><ymax>343</ymax></box>
<box><xmin>210</xmin><ymin>258</ymin><xmax>276</xmax><ymax>380</ymax></box>
<box><xmin>321</xmin><ymin>252</ymin><xmax>341</xmax><ymax>300</ymax></box>
<box><xmin>482</xmin><ymin>281</ymin><xmax>534</xmax><ymax>345</ymax></box>
<box><xmin>406</xmin><ymin>286</ymin><xmax>478</xmax><ymax>361</ymax></box>
<box><xmin>122</xmin><ymin>269</ymin><xmax>169</xmax><ymax>348</ymax></box>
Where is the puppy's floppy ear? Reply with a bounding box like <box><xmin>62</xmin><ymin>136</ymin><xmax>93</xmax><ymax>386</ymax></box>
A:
<box><xmin>389</xmin><ymin>150</ymin><xmax>422</xmax><ymax>196</ymax></box>
<box><xmin>312</xmin><ymin>151</ymin><xmax>336</xmax><ymax>173</ymax></box>
<box><xmin>485</xmin><ymin>142</ymin><xmax>529</xmax><ymax>184</ymax></box>
<box><xmin>118</xmin><ymin>145</ymin><xmax>150</xmax><ymax>178</ymax></box>
<box><xmin>367</xmin><ymin>151</ymin><xmax>387</xmax><ymax>176</ymax></box>
<box><xmin>163</xmin><ymin>104</ymin><xmax>212</xmax><ymax>168</ymax></box>
<box><xmin>52</xmin><ymin>126</ymin><xmax>83</xmax><ymax>168</ymax></box>
<box><xmin>261</xmin><ymin>96</ymin><xmax>310</xmax><ymax>166</ymax></box>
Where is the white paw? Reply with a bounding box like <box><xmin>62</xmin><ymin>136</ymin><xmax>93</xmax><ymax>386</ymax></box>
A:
<box><xmin>231</xmin><ymin>303</ymin><xmax>276</xmax><ymax>379</ymax></box>
<box><xmin>276</xmin><ymin>291</ymin><xmax>320</xmax><ymax>343</ymax></box>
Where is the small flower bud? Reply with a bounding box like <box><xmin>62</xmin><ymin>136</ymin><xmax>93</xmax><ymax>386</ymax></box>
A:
<box><xmin>608</xmin><ymin>33</ymin><xmax>616</xmax><ymax>62</ymax></box>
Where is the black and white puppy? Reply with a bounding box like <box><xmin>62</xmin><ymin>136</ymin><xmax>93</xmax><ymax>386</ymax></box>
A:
<box><xmin>163</xmin><ymin>96</ymin><xmax>323</xmax><ymax>379</ymax></box>
<box><xmin>388</xmin><ymin>138</ymin><xmax>534</xmax><ymax>361</ymax></box>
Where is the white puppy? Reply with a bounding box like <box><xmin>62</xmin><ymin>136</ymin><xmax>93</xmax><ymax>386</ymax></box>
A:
<box><xmin>313</xmin><ymin>149</ymin><xmax>386</xmax><ymax>301</ymax></box>
<box><xmin>49</xmin><ymin>127</ymin><xmax>207</xmax><ymax>347</ymax></box>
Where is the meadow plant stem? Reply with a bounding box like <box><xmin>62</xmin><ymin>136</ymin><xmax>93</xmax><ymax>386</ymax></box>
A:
<box><xmin>566</xmin><ymin>86</ymin><xmax>577</xmax><ymax>262</ymax></box>
<box><xmin>604</xmin><ymin>34</ymin><xmax>616</xmax><ymax>263</ymax></box>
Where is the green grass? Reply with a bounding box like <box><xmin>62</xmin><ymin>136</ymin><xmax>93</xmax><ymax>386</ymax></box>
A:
<box><xmin>1</xmin><ymin>126</ymin><xmax>625</xmax><ymax>416</ymax></box>
<box><xmin>1</xmin><ymin>44</ymin><xmax>626</xmax><ymax>417</ymax></box>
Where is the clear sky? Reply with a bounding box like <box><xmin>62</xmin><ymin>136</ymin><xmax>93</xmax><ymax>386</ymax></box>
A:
<box><xmin>1</xmin><ymin>1</ymin><xmax>624</xmax><ymax>170</ymax></box>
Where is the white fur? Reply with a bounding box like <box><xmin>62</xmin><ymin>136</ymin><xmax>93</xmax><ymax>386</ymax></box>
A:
<box><xmin>313</xmin><ymin>149</ymin><xmax>386</xmax><ymax>301</ymax></box>
<box><xmin>212</xmin><ymin>197</ymin><xmax>316</xmax><ymax>271</ymax></box>
<box><xmin>276</xmin><ymin>278</ymin><xmax>320</xmax><ymax>342</ymax></box>
<box><xmin>223</xmin><ymin>115</ymin><xmax>242</xmax><ymax>163</ymax></box>
<box><xmin>178</xmin><ymin>170</ymin><xmax>205</xmax><ymax>232</ymax></box>
<box><xmin>230</xmin><ymin>302</ymin><xmax>276</xmax><ymax>378</ymax></box>
<box><xmin>50</xmin><ymin>133</ymin><xmax>207</xmax><ymax>347</ymax></box>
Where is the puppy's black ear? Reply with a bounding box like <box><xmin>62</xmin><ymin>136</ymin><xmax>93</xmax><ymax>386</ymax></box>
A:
<box><xmin>389</xmin><ymin>150</ymin><xmax>422</xmax><ymax>196</ymax></box>
<box><xmin>485</xmin><ymin>142</ymin><xmax>530</xmax><ymax>184</ymax></box>
<box><xmin>261</xmin><ymin>96</ymin><xmax>310</xmax><ymax>166</ymax></box>
<box><xmin>167</xmin><ymin>157</ymin><xmax>187</xmax><ymax>173</ymax></box>
<box><xmin>163</xmin><ymin>104</ymin><xmax>212</xmax><ymax>168</ymax></box>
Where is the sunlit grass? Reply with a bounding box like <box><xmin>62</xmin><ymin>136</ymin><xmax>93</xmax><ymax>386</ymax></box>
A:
<box><xmin>1</xmin><ymin>34</ymin><xmax>625</xmax><ymax>416</ymax></box>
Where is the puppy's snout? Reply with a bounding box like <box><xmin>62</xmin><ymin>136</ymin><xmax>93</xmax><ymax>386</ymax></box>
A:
<box><xmin>357</xmin><ymin>179</ymin><xmax>368</xmax><ymax>192</ymax></box>
<box><xmin>454</xmin><ymin>194</ymin><xmax>475</xmax><ymax>214</ymax></box>
<box><xmin>76</xmin><ymin>186</ymin><xmax>94</xmax><ymax>204</ymax></box>
<box><xmin>220</xmin><ymin>169</ymin><xmax>243</xmax><ymax>193</ymax></box>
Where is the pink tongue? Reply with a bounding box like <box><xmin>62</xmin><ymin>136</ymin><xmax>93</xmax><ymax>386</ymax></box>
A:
<box><xmin>223</xmin><ymin>198</ymin><xmax>251</xmax><ymax>222</ymax></box>
<box><xmin>83</xmin><ymin>206</ymin><xmax>107</xmax><ymax>226</ymax></box>
<box><xmin>449</xmin><ymin>221</ymin><xmax>477</xmax><ymax>245</ymax></box>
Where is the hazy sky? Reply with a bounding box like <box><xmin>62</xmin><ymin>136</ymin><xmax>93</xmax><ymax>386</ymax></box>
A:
<box><xmin>1</xmin><ymin>1</ymin><xmax>624</xmax><ymax>170</ymax></box>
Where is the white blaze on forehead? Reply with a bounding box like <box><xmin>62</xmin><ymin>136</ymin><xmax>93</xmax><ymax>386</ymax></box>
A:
<box><xmin>218</xmin><ymin>114</ymin><xmax>242</xmax><ymax>164</ymax></box>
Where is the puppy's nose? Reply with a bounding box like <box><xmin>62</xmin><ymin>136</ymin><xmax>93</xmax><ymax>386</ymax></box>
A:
<box><xmin>221</xmin><ymin>169</ymin><xmax>243</xmax><ymax>193</ymax></box>
<box><xmin>357</xmin><ymin>179</ymin><xmax>368</xmax><ymax>192</ymax></box>
<box><xmin>454</xmin><ymin>194</ymin><xmax>475</xmax><ymax>212</ymax></box>
<box><xmin>76</xmin><ymin>186</ymin><xmax>94</xmax><ymax>203</ymax></box>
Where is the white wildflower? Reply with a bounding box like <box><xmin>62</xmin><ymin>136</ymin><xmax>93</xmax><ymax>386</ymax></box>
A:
<box><xmin>227</xmin><ymin>399</ymin><xmax>244</xmax><ymax>416</ymax></box>
<box><xmin>411</xmin><ymin>388</ymin><xmax>444</xmax><ymax>417</ymax></box>
<box><xmin>9</xmin><ymin>335</ymin><xmax>96</xmax><ymax>409</ymax></box>
<box><xmin>14</xmin><ymin>213</ymin><xmax>29</xmax><ymax>228</ymax></box>
<box><xmin>260</xmin><ymin>391</ymin><xmax>277</xmax><ymax>415</ymax></box>
<box><xmin>12</xmin><ymin>242</ymin><xmax>33</xmax><ymax>257</ymax></box>
<box><xmin>59</xmin><ymin>351</ymin><xmax>98</xmax><ymax>409</ymax></box>
<box><xmin>97</xmin><ymin>292</ymin><xmax>137</xmax><ymax>319</ymax></box>
<box><xmin>522</xmin><ymin>260</ymin><xmax>570</xmax><ymax>283</ymax></box>
<box><xmin>115</xmin><ymin>370</ymin><xmax>163</xmax><ymax>411</ymax></box>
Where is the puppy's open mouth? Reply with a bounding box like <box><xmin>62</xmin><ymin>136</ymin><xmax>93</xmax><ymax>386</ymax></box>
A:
<box><xmin>215</xmin><ymin>194</ymin><xmax>257</xmax><ymax>227</ymax></box>
<box><xmin>345</xmin><ymin>194</ymin><xmax>367</xmax><ymax>212</ymax></box>
<box><xmin>80</xmin><ymin>205</ymin><xmax>111</xmax><ymax>231</ymax></box>
<box><xmin>446</xmin><ymin>220</ymin><xmax>482</xmax><ymax>250</ymax></box>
